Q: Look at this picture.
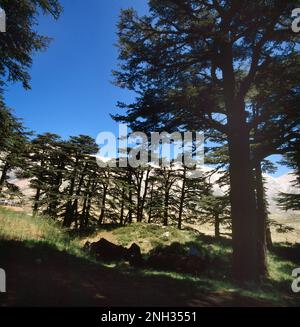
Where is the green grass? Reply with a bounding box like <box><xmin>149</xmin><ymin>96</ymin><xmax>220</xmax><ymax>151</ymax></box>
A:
<box><xmin>112</xmin><ymin>223</ymin><xmax>199</xmax><ymax>250</ymax></box>
<box><xmin>1</xmin><ymin>206</ymin><xmax>299</xmax><ymax>306</ymax></box>
<box><xmin>101</xmin><ymin>222</ymin><xmax>300</xmax><ymax>305</ymax></box>
<box><xmin>0</xmin><ymin>207</ymin><xmax>87</xmax><ymax>260</ymax></box>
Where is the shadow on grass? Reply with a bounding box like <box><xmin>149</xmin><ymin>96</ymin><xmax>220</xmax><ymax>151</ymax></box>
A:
<box><xmin>0</xmin><ymin>238</ymin><xmax>280</xmax><ymax>307</ymax></box>
<box><xmin>0</xmin><ymin>238</ymin><xmax>247</xmax><ymax>307</ymax></box>
<box><xmin>270</xmin><ymin>243</ymin><xmax>300</xmax><ymax>265</ymax></box>
<box><xmin>145</xmin><ymin>240</ymin><xmax>232</xmax><ymax>280</ymax></box>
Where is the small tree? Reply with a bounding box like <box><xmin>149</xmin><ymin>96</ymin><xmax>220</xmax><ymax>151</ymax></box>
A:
<box><xmin>199</xmin><ymin>194</ymin><xmax>231</xmax><ymax>239</ymax></box>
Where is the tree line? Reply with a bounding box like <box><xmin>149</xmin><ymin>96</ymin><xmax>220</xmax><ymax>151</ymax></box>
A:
<box><xmin>0</xmin><ymin>113</ymin><xmax>231</xmax><ymax>236</ymax></box>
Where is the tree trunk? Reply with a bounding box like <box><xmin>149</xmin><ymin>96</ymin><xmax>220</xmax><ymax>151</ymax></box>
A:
<box><xmin>178</xmin><ymin>168</ymin><xmax>186</xmax><ymax>230</ymax></box>
<box><xmin>120</xmin><ymin>188</ymin><xmax>125</xmax><ymax>225</ymax></box>
<box><xmin>136</xmin><ymin>182</ymin><xmax>141</xmax><ymax>222</ymax></box>
<box><xmin>47</xmin><ymin>164</ymin><xmax>64</xmax><ymax>218</ymax></box>
<box><xmin>215</xmin><ymin>213</ymin><xmax>220</xmax><ymax>239</ymax></box>
<box><xmin>227</xmin><ymin>101</ymin><xmax>260</xmax><ymax>283</ymax></box>
<box><xmin>0</xmin><ymin>161</ymin><xmax>9</xmax><ymax>194</ymax></box>
<box><xmin>33</xmin><ymin>188</ymin><xmax>41</xmax><ymax>215</ymax></box>
<box><xmin>128</xmin><ymin>188</ymin><xmax>133</xmax><ymax>224</ymax></box>
<box><xmin>63</xmin><ymin>202</ymin><xmax>74</xmax><ymax>227</ymax></box>
<box><xmin>222</xmin><ymin>40</ymin><xmax>263</xmax><ymax>283</ymax></box>
<box><xmin>255</xmin><ymin>162</ymin><xmax>268</xmax><ymax>276</ymax></box>
<box><xmin>148</xmin><ymin>182</ymin><xmax>154</xmax><ymax>224</ymax></box>
<box><xmin>98</xmin><ymin>186</ymin><xmax>107</xmax><ymax>225</ymax></box>
<box><xmin>163</xmin><ymin>189</ymin><xmax>169</xmax><ymax>227</ymax></box>
<box><xmin>138</xmin><ymin>169</ymin><xmax>150</xmax><ymax>223</ymax></box>
<box><xmin>266</xmin><ymin>226</ymin><xmax>273</xmax><ymax>249</ymax></box>
<box><xmin>73</xmin><ymin>199</ymin><xmax>79</xmax><ymax>229</ymax></box>
<box><xmin>80</xmin><ymin>197</ymin><xmax>88</xmax><ymax>230</ymax></box>
<box><xmin>63</xmin><ymin>157</ymin><xmax>79</xmax><ymax>227</ymax></box>
<box><xmin>80</xmin><ymin>176</ymin><xmax>93</xmax><ymax>230</ymax></box>
<box><xmin>85</xmin><ymin>197</ymin><xmax>92</xmax><ymax>228</ymax></box>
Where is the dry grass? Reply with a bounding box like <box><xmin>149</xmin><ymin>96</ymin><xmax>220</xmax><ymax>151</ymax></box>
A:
<box><xmin>0</xmin><ymin>207</ymin><xmax>85</xmax><ymax>259</ymax></box>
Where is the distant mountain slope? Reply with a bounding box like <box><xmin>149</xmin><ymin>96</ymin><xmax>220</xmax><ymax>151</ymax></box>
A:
<box><xmin>6</xmin><ymin>168</ymin><xmax>300</xmax><ymax>220</ymax></box>
<box><xmin>196</xmin><ymin>167</ymin><xmax>300</xmax><ymax>220</ymax></box>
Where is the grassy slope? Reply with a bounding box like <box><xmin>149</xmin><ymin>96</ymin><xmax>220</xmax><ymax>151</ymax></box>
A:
<box><xmin>0</xmin><ymin>207</ymin><xmax>299</xmax><ymax>306</ymax></box>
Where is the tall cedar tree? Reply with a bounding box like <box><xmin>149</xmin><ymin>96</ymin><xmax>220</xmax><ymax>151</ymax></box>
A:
<box><xmin>62</xmin><ymin>136</ymin><xmax>99</xmax><ymax>228</ymax></box>
<box><xmin>113</xmin><ymin>0</ymin><xmax>299</xmax><ymax>282</ymax></box>
<box><xmin>24</xmin><ymin>133</ymin><xmax>63</xmax><ymax>215</ymax></box>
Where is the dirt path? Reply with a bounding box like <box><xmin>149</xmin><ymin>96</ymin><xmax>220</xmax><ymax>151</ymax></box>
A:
<box><xmin>0</xmin><ymin>239</ymin><xmax>276</xmax><ymax>307</ymax></box>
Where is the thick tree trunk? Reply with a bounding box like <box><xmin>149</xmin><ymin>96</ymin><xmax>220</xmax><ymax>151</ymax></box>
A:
<box><xmin>227</xmin><ymin>101</ymin><xmax>260</xmax><ymax>283</ymax></box>
<box><xmin>222</xmin><ymin>41</ymin><xmax>263</xmax><ymax>283</ymax></box>
<box><xmin>255</xmin><ymin>162</ymin><xmax>268</xmax><ymax>276</ymax></box>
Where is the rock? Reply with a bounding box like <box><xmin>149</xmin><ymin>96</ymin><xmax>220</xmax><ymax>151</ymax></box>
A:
<box><xmin>147</xmin><ymin>247</ymin><xmax>207</xmax><ymax>275</ymax></box>
<box><xmin>86</xmin><ymin>238</ymin><xmax>144</xmax><ymax>267</ymax></box>
<box><xmin>128</xmin><ymin>243</ymin><xmax>143</xmax><ymax>267</ymax></box>
<box><xmin>89</xmin><ymin>238</ymin><xmax>128</xmax><ymax>261</ymax></box>
<box><xmin>128</xmin><ymin>243</ymin><xmax>141</xmax><ymax>256</ymax></box>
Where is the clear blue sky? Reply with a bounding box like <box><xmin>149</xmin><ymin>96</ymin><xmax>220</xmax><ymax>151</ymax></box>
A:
<box><xmin>4</xmin><ymin>0</ymin><xmax>148</xmax><ymax>139</ymax></box>
<box><xmin>3</xmin><ymin>0</ymin><xmax>289</xmax><ymax>176</ymax></box>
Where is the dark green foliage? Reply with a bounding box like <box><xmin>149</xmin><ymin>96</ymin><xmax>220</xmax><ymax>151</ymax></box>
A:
<box><xmin>0</xmin><ymin>104</ymin><xmax>29</xmax><ymax>195</ymax></box>
<box><xmin>277</xmin><ymin>193</ymin><xmax>300</xmax><ymax>211</ymax></box>
<box><xmin>277</xmin><ymin>137</ymin><xmax>300</xmax><ymax>211</ymax></box>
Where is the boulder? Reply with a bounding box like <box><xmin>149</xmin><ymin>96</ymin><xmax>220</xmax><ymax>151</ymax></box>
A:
<box><xmin>147</xmin><ymin>247</ymin><xmax>207</xmax><ymax>275</ymax></box>
<box><xmin>128</xmin><ymin>243</ymin><xmax>143</xmax><ymax>267</ymax></box>
<box><xmin>89</xmin><ymin>238</ymin><xmax>128</xmax><ymax>261</ymax></box>
<box><xmin>86</xmin><ymin>238</ymin><xmax>143</xmax><ymax>267</ymax></box>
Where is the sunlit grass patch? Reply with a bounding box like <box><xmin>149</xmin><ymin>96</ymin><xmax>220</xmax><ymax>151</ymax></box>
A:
<box><xmin>0</xmin><ymin>207</ymin><xmax>88</xmax><ymax>259</ymax></box>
